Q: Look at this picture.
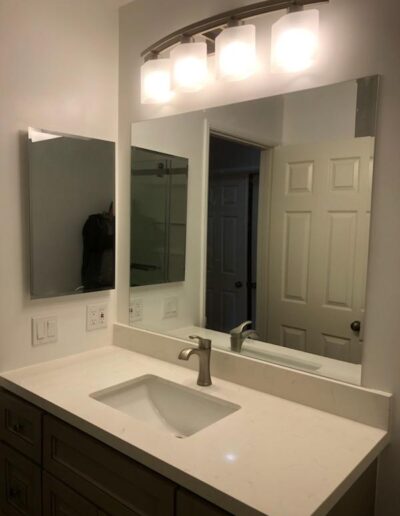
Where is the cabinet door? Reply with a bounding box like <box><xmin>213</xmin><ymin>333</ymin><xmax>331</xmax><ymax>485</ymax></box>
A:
<box><xmin>0</xmin><ymin>442</ymin><xmax>42</xmax><ymax>516</ymax></box>
<box><xmin>0</xmin><ymin>389</ymin><xmax>43</xmax><ymax>464</ymax></box>
<box><xmin>43</xmin><ymin>415</ymin><xmax>176</xmax><ymax>516</ymax></box>
<box><xmin>176</xmin><ymin>488</ymin><xmax>232</xmax><ymax>516</ymax></box>
<box><xmin>43</xmin><ymin>472</ymin><xmax>99</xmax><ymax>516</ymax></box>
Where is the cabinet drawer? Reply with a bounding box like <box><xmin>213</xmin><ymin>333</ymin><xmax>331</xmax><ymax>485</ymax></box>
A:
<box><xmin>0</xmin><ymin>442</ymin><xmax>42</xmax><ymax>516</ymax></box>
<box><xmin>43</xmin><ymin>415</ymin><xmax>176</xmax><ymax>516</ymax></box>
<box><xmin>0</xmin><ymin>389</ymin><xmax>43</xmax><ymax>464</ymax></box>
<box><xmin>176</xmin><ymin>488</ymin><xmax>232</xmax><ymax>516</ymax></box>
<box><xmin>43</xmin><ymin>471</ymin><xmax>99</xmax><ymax>516</ymax></box>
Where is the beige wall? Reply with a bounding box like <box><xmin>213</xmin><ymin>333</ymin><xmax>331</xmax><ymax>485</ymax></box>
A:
<box><xmin>118</xmin><ymin>1</ymin><xmax>400</xmax><ymax>513</ymax></box>
<box><xmin>0</xmin><ymin>0</ymin><xmax>119</xmax><ymax>370</ymax></box>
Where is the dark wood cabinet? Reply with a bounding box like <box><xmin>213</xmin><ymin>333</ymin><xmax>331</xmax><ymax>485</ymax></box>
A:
<box><xmin>0</xmin><ymin>442</ymin><xmax>42</xmax><ymax>516</ymax></box>
<box><xmin>176</xmin><ymin>488</ymin><xmax>232</xmax><ymax>516</ymax></box>
<box><xmin>43</xmin><ymin>415</ymin><xmax>176</xmax><ymax>516</ymax></box>
<box><xmin>43</xmin><ymin>472</ymin><xmax>99</xmax><ymax>516</ymax></box>
<box><xmin>0</xmin><ymin>388</ymin><xmax>43</xmax><ymax>464</ymax></box>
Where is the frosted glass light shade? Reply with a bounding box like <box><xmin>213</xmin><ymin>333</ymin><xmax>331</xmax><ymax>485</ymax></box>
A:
<box><xmin>171</xmin><ymin>42</ymin><xmax>208</xmax><ymax>92</ymax></box>
<box><xmin>216</xmin><ymin>24</ymin><xmax>256</xmax><ymax>81</ymax></box>
<box><xmin>271</xmin><ymin>9</ymin><xmax>319</xmax><ymax>73</ymax></box>
<box><xmin>141</xmin><ymin>58</ymin><xmax>172</xmax><ymax>104</ymax></box>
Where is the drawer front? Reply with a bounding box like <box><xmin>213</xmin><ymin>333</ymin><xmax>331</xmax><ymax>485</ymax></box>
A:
<box><xmin>43</xmin><ymin>415</ymin><xmax>176</xmax><ymax>516</ymax></box>
<box><xmin>0</xmin><ymin>442</ymin><xmax>42</xmax><ymax>516</ymax></box>
<box><xmin>176</xmin><ymin>488</ymin><xmax>232</xmax><ymax>516</ymax></box>
<box><xmin>0</xmin><ymin>389</ymin><xmax>43</xmax><ymax>463</ymax></box>
<box><xmin>43</xmin><ymin>472</ymin><xmax>99</xmax><ymax>516</ymax></box>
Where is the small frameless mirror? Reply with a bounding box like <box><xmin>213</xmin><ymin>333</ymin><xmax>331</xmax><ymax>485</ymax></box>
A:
<box><xmin>28</xmin><ymin>128</ymin><xmax>115</xmax><ymax>298</ymax></box>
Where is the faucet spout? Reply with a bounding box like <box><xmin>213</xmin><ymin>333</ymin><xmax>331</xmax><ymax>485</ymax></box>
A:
<box><xmin>178</xmin><ymin>348</ymin><xmax>197</xmax><ymax>361</ymax></box>
<box><xmin>178</xmin><ymin>336</ymin><xmax>212</xmax><ymax>386</ymax></box>
<box><xmin>230</xmin><ymin>321</ymin><xmax>259</xmax><ymax>353</ymax></box>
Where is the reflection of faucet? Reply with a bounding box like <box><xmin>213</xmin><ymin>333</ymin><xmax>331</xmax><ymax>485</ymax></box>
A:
<box><xmin>230</xmin><ymin>321</ymin><xmax>259</xmax><ymax>353</ymax></box>
<box><xmin>178</xmin><ymin>336</ymin><xmax>212</xmax><ymax>386</ymax></box>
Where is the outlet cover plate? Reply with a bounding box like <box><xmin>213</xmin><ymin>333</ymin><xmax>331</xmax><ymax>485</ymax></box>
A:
<box><xmin>86</xmin><ymin>304</ymin><xmax>108</xmax><ymax>331</ymax></box>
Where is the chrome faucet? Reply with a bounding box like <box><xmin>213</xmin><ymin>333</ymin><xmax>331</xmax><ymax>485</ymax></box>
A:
<box><xmin>230</xmin><ymin>320</ymin><xmax>259</xmax><ymax>353</ymax></box>
<box><xmin>178</xmin><ymin>335</ymin><xmax>212</xmax><ymax>386</ymax></box>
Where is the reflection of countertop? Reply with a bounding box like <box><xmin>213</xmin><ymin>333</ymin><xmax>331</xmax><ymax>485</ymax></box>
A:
<box><xmin>0</xmin><ymin>345</ymin><xmax>388</xmax><ymax>516</ymax></box>
<box><xmin>168</xmin><ymin>326</ymin><xmax>362</xmax><ymax>385</ymax></box>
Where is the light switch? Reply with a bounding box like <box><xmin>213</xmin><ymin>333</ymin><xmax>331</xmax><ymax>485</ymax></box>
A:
<box><xmin>47</xmin><ymin>318</ymin><xmax>57</xmax><ymax>338</ymax></box>
<box><xmin>36</xmin><ymin>319</ymin><xmax>46</xmax><ymax>340</ymax></box>
<box><xmin>32</xmin><ymin>316</ymin><xmax>57</xmax><ymax>347</ymax></box>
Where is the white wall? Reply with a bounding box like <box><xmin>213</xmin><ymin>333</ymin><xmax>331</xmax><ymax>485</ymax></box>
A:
<box><xmin>0</xmin><ymin>0</ymin><xmax>119</xmax><ymax>370</ymax></box>
<box><xmin>282</xmin><ymin>80</ymin><xmax>357</xmax><ymax>144</ymax></box>
<box><xmin>130</xmin><ymin>113</ymin><xmax>208</xmax><ymax>330</ymax></box>
<box><xmin>207</xmin><ymin>96</ymin><xmax>284</xmax><ymax>145</ymax></box>
<box><xmin>118</xmin><ymin>0</ymin><xmax>400</xmax><ymax>514</ymax></box>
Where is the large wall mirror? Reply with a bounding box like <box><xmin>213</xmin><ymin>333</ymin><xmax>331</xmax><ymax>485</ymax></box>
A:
<box><xmin>129</xmin><ymin>76</ymin><xmax>379</xmax><ymax>385</ymax></box>
<box><xmin>28</xmin><ymin>128</ymin><xmax>115</xmax><ymax>298</ymax></box>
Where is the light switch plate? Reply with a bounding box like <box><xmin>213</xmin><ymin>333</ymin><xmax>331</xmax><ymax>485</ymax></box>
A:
<box><xmin>163</xmin><ymin>296</ymin><xmax>178</xmax><ymax>319</ymax></box>
<box><xmin>130</xmin><ymin>298</ymin><xmax>143</xmax><ymax>324</ymax></box>
<box><xmin>32</xmin><ymin>316</ymin><xmax>57</xmax><ymax>347</ymax></box>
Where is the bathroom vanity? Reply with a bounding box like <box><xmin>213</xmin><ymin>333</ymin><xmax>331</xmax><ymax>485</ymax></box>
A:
<box><xmin>0</xmin><ymin>340</ymin><xmax>390</xmax><ymax>516</ymax></box>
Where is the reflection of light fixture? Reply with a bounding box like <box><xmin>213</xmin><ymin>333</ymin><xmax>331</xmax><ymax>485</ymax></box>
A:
<box><xmin>271</xmin><ymin>8</ymin><xmax>319</xmax><ymax>73</ymax></box>
<box><xmin>139</xmin><ymin>0</ymin><xmax>328</xmax><ymax>104</ymax></box>
<box><xmin>171</xmin><ymin>38</ymin><xmax>208</xmax><ymax>92</ymax></box>
<box><xmin>216</xmin><ymin>22</ymin><xmax>256</xmax><ymax>81</ymax></box>
<box><xmin>140</xmin><ymin>56</ymin><xmax>172</xmax><ymax>104</ymax></box>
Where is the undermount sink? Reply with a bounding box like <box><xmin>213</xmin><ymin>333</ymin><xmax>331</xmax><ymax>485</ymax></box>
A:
<box><xmin>90</xmin><ymin>375</ymin><xmax>240</xmax><ymax>438</ymax></box>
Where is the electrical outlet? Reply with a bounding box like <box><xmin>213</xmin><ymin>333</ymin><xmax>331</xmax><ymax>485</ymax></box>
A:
<box><xmin>163</xmin><ymin>296</ymin><xmax>178</xmax><ymax>319</ymax></box>
<box><xmin>32</xmin><ymin>316</ymin><xmax>58</xmax><ymax>346</ymax></box>
<box><xmin>130</xmin><ymin>298</ymin><xmax>143</xmax><ymax>324</ymax></box>
<box><xmin>86</xmin><ymin>304</ymin><xmax>108</xmax><ymax>331</ymax></box>
<box><xmin>97</xmin><ymin>304</ymin><xmax>108</xmax><ymax>329</ymax></box>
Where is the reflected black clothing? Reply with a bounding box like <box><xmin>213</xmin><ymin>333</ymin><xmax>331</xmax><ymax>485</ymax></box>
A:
<box><xmin>81</xmin><ymin>213</ymin><xmax>115</xmax><ymax>290</ymax></box>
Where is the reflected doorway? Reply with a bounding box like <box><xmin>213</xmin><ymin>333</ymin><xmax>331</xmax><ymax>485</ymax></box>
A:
<box><xmin>206</xmin><ymin>134</ymin><xmax>262</xmax><ymax>333</ymax></box>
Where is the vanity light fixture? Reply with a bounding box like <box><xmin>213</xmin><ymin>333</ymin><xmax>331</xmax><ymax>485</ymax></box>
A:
<box><xmin>140</xmin><ymin>55</ymin><xmax>172</xmax><ymax>104</ymax></box>
<box><xmin>171</xmin><ymin>38</ymin><xmax>208</xmax><ymax>92</ymax></box>
<box><xmin>271</xmin><ymin>7</ymin><xmax>319</xmax><ymax>72</ymax></box>
<box><xmin>140</xmin><ymin>0</ymin><xmax>328</xmax><ymax>104</ymax></box>
<box><xmin>216</xmin><ymin>21</ymin><xmax>257</xmax><ymax>81</ymax></box>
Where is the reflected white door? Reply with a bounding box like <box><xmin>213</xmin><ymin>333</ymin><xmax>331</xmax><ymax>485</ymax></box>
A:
<box><xmin>266</xmin><ymin>137</ymin><xmax>374</xmax><ymax>363</ymax></box>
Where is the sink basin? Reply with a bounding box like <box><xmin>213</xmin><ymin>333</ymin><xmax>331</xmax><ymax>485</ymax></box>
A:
<box><xmin>90</xmin><ymin>375</ymin><xmax>240</xmax><ymax>438</ymax></box>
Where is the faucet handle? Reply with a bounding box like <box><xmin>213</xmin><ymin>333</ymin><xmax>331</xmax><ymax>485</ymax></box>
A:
<box><xmin>189</xmin><ymin>335</ymin><xmax>212</xmax><ymax>350</ymax></box>
<box><xmin>230</xmin><ymin>320</ymin><xmax>252</xmax><ymax>335</ymax></box>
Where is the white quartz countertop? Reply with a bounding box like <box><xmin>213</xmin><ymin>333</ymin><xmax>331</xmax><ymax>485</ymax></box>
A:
<box><xmin>0</xmin><ymin>346</ymin><xmax>389</xmax><ymax>516</ymax></box>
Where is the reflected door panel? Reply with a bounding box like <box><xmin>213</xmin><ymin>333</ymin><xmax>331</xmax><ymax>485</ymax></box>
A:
<box><xmin>266</xmin><ymin>137</ymin><xmax>374</xmax><ymax>363</ymax></box>
<box><xmin>206</xmin><ymin>174</ymin><xmax>249</xmax><ymax>332</ymax></box>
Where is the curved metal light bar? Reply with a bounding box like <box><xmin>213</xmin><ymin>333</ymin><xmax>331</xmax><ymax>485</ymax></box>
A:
<box><xmin>141</xmin><ymin>0</ymin><xmax>328</xmax><ymax>60</ymax></box>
